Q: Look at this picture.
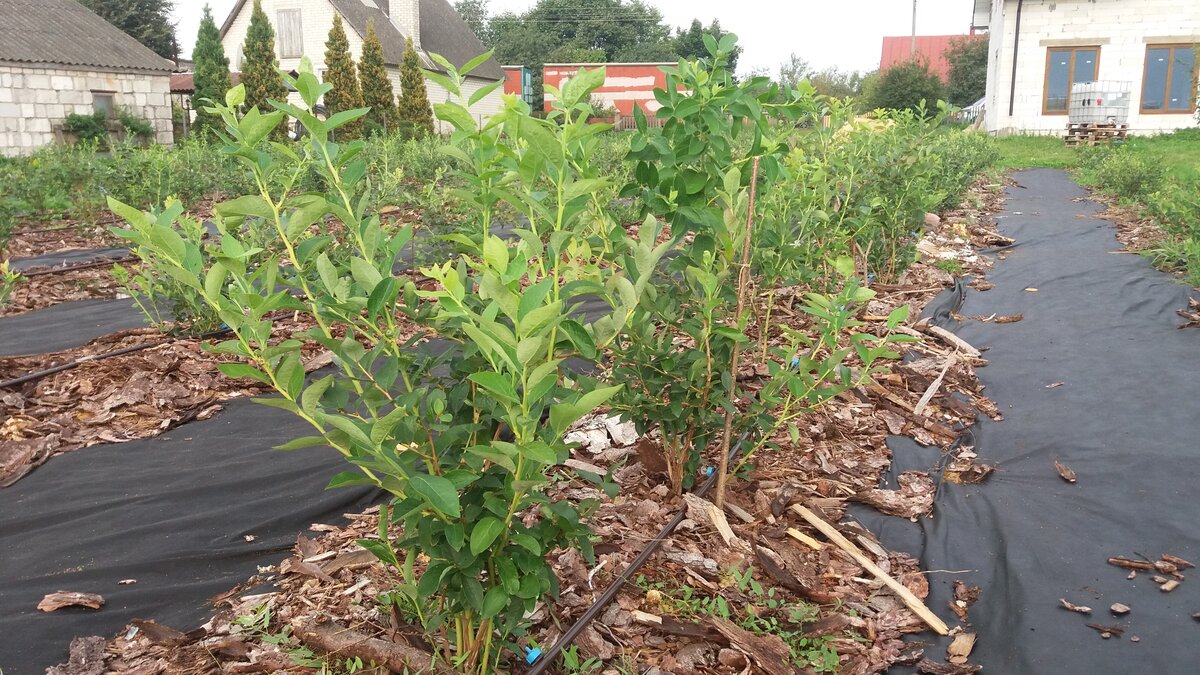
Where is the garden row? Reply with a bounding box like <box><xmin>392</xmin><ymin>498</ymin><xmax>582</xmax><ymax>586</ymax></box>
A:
<box><xmin>6</xmin><ymin>38</ymin><xmax>1001</xmax><ymax>674</ymax></box>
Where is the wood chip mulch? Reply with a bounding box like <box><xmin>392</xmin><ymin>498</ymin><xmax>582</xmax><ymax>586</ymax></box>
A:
<box><xmin>52</xmin><ymin>179</ymin><xmax>1009</xmax><ymax>674</ymax></box>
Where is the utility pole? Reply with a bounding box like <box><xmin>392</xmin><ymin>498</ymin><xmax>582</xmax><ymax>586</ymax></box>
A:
<box><xmin>911</xmin><ymin>0</ymin><xmax>918</xmax><ymax>58</ymax></box>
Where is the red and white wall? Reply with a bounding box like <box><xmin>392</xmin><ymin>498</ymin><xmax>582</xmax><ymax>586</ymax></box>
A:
<box><xmin>542</xmin><ymin>63</ymin><xmax>678</xmax><ymax>115</ymax></box>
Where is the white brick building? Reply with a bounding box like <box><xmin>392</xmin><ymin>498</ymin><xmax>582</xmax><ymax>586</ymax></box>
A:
<box><xmin>219</xmin><ymin>0</ymin><xmax>504</xmax><ymax>129</ymax></box>
<box><xmin>0</xmin><ymin>0</ymin><xmax>175</xmax><ymax>157</ymax></box>
<box><xmin>974</xmin><ymin>0</ymin><xmax>1200</xmax><ymax>135</ymax></box>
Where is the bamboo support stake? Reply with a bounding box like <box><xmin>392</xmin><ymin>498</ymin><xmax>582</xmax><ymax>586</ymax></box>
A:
<box><xmin>715</xmin><ymin>156</ymin><xmax>760</xmax><ymax>509</ymax></box>
<box><xmin>790</xmin><ymin>504</ymin><xmax>950</xmax><ymax>635</ymax></box>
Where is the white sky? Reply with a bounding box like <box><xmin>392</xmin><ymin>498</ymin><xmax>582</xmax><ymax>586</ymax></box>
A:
<box><xmin>173</xmin><ymin>0</ymin><xmax>975</xmax><ymax>75</ymax></box>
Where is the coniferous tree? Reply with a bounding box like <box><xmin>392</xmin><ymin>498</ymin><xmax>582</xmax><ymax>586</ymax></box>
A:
<box><xmin>358</xmin><ymin>21</ymin><xmax>400</xmax><ymax>134</ymax></box>
<box><xmin>81</xmin><ymin>0</ymin><xmax>178</xmax><ymax>60</ymax></box>
<box><xmin>323</xmin><ymin>15</ymin><xmax>364</xmax><ymax>139</ymax></box>
<box><xmin>241</xmin><ymin>0</ymin><xmax>288</xmax><ymax>137</ymax></box>
<box><xmin>397</xmin><ymin>40</ymin><xmax>434</xmax><ymax>136</ymax></box>
<box><xmin>191</xmin><ymin>5</ymin><xmax>232</xmax><ymax>136</ymax></box>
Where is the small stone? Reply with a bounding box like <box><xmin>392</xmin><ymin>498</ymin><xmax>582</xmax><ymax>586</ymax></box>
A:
<box><xmin>1101</xmin><ymin>632</ymin><xmax>1112</xmax><ymax>639</ymax></box>
<box><xmin>924</xmin><ymin>212</ymin><xmax>942</xmax><ymax>229</ymax></box>
<box><xmin>1110</xmin><ymin>603</ymin><xmax>1131</xmax><ymax>615</ymax></box>
<box><xmin>650</xmin><ymin>484</ymin><xmax>670</xmax><ymax>498</ymax></box>
<box><xmin>718</xmin><ymin>649</ymin><xmax>748</xmax><ymax>669</ymax></box>
<box><xmin>1130</xmin><ymin>636</ymin><xmax>1140</xmax><ymax>643</ymax></box>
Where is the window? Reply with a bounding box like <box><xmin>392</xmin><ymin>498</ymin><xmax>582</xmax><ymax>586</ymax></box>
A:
<box><xmin>1141</xmin><ymin>45</ymin><xmax>1197</xmax><ymax>113</ymax></box>
<box><xmin>1043</xmin><ymin>46</ymin><xmax>1099</xmax><ymax>114</ymax></box>
<box><xmin>277</xmin><ymin>9</ymin><xmax>303</xmax><ymax>58</ymax></box>
<box><xmin>92</xmin><ymin>92</ymin><xmax>115</xmax><ymax>115</ymax></box>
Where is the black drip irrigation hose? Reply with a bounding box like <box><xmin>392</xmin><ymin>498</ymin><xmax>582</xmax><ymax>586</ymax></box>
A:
<box><xmin>525</xmin><ymin>437</ymin><xmax>747</xmax><ymax>675</ymax></box>
<box><xmin>0</xmin><ymin>327</ymin><xmax>231</xmax><ymax>390</ymax></box>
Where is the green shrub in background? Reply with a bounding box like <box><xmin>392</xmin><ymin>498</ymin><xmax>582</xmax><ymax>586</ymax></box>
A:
<box><xmin>1086</xmin><ymin>148</ymin><xmax>1168</xmax><ymax>200</ymax></box>
<box><xmin>863</xmin><ymin>60</ymin><xmax>945</xmax><ymax>115</ymax></box>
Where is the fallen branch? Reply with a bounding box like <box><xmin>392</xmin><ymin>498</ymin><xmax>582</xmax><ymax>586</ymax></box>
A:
<box><xmin>919</xmin><ymin>323</ymin><xmax>982</xmax><ymax>358</ymax></box>
<box><xmin>913</xmin><ymin>355</ymin><xmax>955</xmax><ymax>417</ymax></box>
<box><xmin>292</xmin><ymin>617</ymin><xmax>454</xmax><ymax>675</ymax></box>
<box><xmin>790</xmin><ymin>504</ymin><xmax>949</xmax><ymax>635</ymax></box>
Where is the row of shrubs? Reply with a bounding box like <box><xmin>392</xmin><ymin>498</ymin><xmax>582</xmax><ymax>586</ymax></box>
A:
<box><xmin>0</xmin><ymin>131</ymin><xmax>460</xmax><ymax>249</ymax></box>
<box><xmin>1077</xmin><ymin>129</ymin><xmax>1200</xmax><ymax>287</ymax></box>
<box><xmin>100</xmin><ymin>43</ymin><xmax>999</xmax><ymax>673</ymax></box>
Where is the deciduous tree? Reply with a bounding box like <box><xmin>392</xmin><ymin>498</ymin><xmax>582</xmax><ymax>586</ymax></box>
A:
<box><xmin>864</xmin><ymin>60</ymin><xmax>944</xmax><ymax>115</ymax></box>
<box><xmin>358</xmin><ymin>21</ymin><xmax>400</xmax><ymax>134</ymax></box>
<box><xmin>81</xmin><ymin>0</ymin><xmax>177</xmax><ymax>60</ymax></box>
<box><xmin>945</xmin><ymin>36</ymin><xmax>989</xmax><ymax>106</ymax></box>
<box><xmin>454</xmin><ymin>0</ymin><xmax>491</xmax><ymax>44</ymax></box>
<box><xmin>191</xmin><ymin>5</ymin><xmax>231</xmax><ymax>136</ymax></box>
<box><xmin>323</xmin><ymin>15</ymin><xmax>364</xmax><ymax>138</ymax></box>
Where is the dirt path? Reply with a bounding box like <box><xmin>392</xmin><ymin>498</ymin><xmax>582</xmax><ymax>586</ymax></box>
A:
<box><xmin>863</xmin><ymin>168</ymin><xmax>1200</xmax><ymax>672</ymax></box>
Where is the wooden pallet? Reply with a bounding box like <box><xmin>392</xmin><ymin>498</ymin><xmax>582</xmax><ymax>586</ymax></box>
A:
<box><xmin>1064</xmin><ymin>122</ymin><xmax>1128</xmax><ymax>146</ymax></box>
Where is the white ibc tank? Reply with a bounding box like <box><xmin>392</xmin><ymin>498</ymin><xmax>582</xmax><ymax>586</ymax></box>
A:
<box><xmin>1069</xmin><ymin>81</ymin><xmax>1132</xmax><ymax>124</ymax></box>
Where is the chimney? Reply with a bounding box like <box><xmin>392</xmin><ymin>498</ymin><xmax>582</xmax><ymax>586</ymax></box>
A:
<box><xmin>390</xmin><ymin>0</ymin><xmax>420</xmax><ymax>50</ymax></box>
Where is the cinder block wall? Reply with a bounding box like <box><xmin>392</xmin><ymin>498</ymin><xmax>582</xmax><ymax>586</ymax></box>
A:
<box><xmin>0</xmin><ymin>64</ymin><xmax>173</xmax><ymax>157</ymax></box>
<box><xmin>984</xmin><ymin>0</ymin><xmax>1200</xmax><ymax>135</ymax></box>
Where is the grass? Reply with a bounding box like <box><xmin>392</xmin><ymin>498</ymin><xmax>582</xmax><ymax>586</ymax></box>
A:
<box><xmin>995</xmin><ymin>128</ymin><xmax>1200</xmax><ymax>179</ymax></box>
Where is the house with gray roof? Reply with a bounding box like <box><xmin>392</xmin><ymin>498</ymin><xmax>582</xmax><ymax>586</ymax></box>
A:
<box><xmin>219</xmin><ymin>0</ymin><xmax>504</xmax><ymax>129</ymax></box>
<box><xmin>0</xmin><ymin>0</ymin><xmax>176</xmax><ymax>156</ymax></box>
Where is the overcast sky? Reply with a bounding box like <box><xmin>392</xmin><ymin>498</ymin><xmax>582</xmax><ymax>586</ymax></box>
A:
<box><xmin>173</xmin><ymin>0</ymin><xmax>975</xmax><ymax>75</ymax></box>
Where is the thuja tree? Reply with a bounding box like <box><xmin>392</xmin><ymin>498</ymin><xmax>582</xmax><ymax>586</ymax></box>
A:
<box><xmin>108</xmin><ymin>56</ymin><xmax>666</xmax><ymax>673</ymax></box>
<box><xmin>191</xmin><ymin>5</ymin><xmax>232</xmax><ymax>136</ymax></box>
<box><xmin>241</xmin><ymin>0</ymin><xmax>288</xmax><ymax>136</ymax></box>
<box><xmin>398</xmin><ymin>40</ymin><xmax>435</xmax><ymax>136</ymax></box>
<box><xmin>323</xmin><ymin>15</ymin><xmax>364</xmax><ymax>139</ymax></box>
<box><xmin>359</xmin><ymin>20</ymin><xmax>400</xmax><ymax>134</ymax></box>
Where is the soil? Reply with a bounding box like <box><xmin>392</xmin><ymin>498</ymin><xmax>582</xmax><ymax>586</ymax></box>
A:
<box><xmin>16</xmin><ymin>179</ymin><xmax>1007</xmax><ymax>674</ymax></box>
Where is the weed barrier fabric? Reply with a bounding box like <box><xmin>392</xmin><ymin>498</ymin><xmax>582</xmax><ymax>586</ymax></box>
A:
<box><xmin>0</xmin><ymin>298</ymin><xmax>147</xmax><ymax>357</ymax></box>
<box><xmin>0</xmin><ymin>398</ymin><xmax>379</xmax><ymax>674</ymax></box>
<box><xmin>853</xmin><ymin>169</ymin><xmax>1199</xmax><ymax>673</ymax></box>
<box><xmin>6</xmin><ymin>247</ymin><xmax>130</xmax><ymax>272</ymax></box>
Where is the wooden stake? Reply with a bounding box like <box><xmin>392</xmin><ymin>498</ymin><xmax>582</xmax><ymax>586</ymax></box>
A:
<box><xmin>715</xmin><ymin>156</ymin><xmax>760</xmax><ymax>509</ymax></box>
<box><xmin>790</xmin><ymin>504</ymin><xmax>950</xmax><ymax>635</ymax></box>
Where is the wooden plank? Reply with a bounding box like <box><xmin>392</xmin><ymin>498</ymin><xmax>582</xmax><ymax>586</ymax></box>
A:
<box><xmin>790</xmin><ymin>504</ymin><xmax>950</xmax><ymax>635</ymax></box>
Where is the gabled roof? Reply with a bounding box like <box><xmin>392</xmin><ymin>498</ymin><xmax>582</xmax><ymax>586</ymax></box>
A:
<box><xmin>220</xmin><ymin>0</ymin><xmax>501</xmax><ymax>81</ymax></box>
<box><xmin>0</xmin><ymin>0</ymin><xmax>174</xmax><ymax>72</ymax></box>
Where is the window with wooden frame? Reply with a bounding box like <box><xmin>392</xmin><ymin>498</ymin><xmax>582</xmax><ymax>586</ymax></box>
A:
<box><xmin>1141</xmin><ymin>45</ymin><xmax>1197</xmax><ymax>114</ymax></box>
<box><xmin>277</xmin><ymin>9</ymin><xmax>303</xmax><ymax>58</ymax></box>
<box><xmin>1043</xmin><ymin>46</ymin><xmax>1100</xmax><ymax>114</ymax></box>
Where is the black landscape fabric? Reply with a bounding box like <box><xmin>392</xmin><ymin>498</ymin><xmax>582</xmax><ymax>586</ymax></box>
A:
<box><xmin>855</xmin><ymin>169</ymin><xmax>1199</xmax><ymax>673</ymax></box>
<box><xmin>0</xmin><ymin>398</ymin><xmax>379</xmax><ymax>674</ymax></box>
<box><xmin>7</xmin><ymin>247</ymin><xmax>131</xmax><ymax>273</ymax></box>
<box><xmin>0</xmin><ymin>298</ymin><xmax>147</xmax><ymax>357</ymax></box>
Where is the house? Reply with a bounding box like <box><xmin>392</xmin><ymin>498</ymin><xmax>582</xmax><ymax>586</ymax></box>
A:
<box><xmin>974</xmin><ymin>0</ymin><xmax>1200</xmax><ymax>135</ymax></box>
<box><xmin>0</xmin><ymin>0</ymin><xmax>175</xmax><ymax>157</ymax></box>
<box><xmin>219</xmin><ymin>0</ymin><xmax>504</xmax><ymax>128</ymax></box>
<box><xmin>880</xmin><ymin>34</ymin><xmax>985</xmax><ymax>83</ymax></box>
<box><xmin>542</xmin><ymin>63</ymin><xmax>678</xmax><ymax>118</ymax></box>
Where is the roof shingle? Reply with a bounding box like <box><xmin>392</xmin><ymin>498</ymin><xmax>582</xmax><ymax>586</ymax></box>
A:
<box><xmin>0</xmin><ymin>0</ymin><xmax>175</xmax><ymax>72</ymax></box>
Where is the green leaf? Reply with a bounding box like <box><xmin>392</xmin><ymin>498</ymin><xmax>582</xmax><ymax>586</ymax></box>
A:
<box><xmin>285</xmin><ymin>194</ymin><xmax>329</xmax><ymax>238</ymax></box>
<box><xmin>549</xmin><ymin>384</ymin><xmax>622</xmax><ymax>436</ymax></box>
<box><xmin>469</xmin><ymin>517</ymin><xmax>504</xmax><ymax>556</ymax></box>
<box><xmin>217</xmin><ymin>363</ymin><xmax>271</xmax><ymax>385</ymax></box>
<box><xmin>466</xmin><ymin>445</ymin><xmax>517</xmax><ymax>473</ymax></box>
<box><xmin>558</xmin><ymin>320</ymin><xmax>597</xmax><ymax>360</ymax></box>
<box><xmin>562</xmin><ymin>66</ymin><xmax>606</xmax><ymax>107</ymax></box>
<box><xmin>433</xmin><ymin>102</ymin><xmax>476</xmax><ymax>131</ymax></box>
<box><xmin>327</xmin><ymin>470</ymin><xmax>375</xmax><ymax>488</ymax></box>
<box><xmin>217</xmin><ymin>195</ymin><xmax>274</xmax><ymax>220</ymax></box>
<box><xmin>461</xmin><ymin>50</ymin><xmax>495</xmax><ymax>77</ymax></box>
<box><xmin>482</xmin><ymin>586</ymin><xmax>508</xmax><ymax>618</ymax></box>
<box><xmin>301</xmin><ymin>375</ymin><xmax>334</xmax><ymax>415</ymax></box>
<box><xmin>359</xmin><ymin>538</ymin><xmax>399</xmax><ymax>567</ymax></box>
<box><xmin>203</xmin><ymin>261</ymin><xmax>228</xmax><ymax>299</ymax></box>
<box><xmin>273</xmin><ymin>435</ymin><xmax>327</xmax><ymax>451</ymax></box>
<box><xmin>468</xmin><ymin>372</ymin><xmax>519</xmax><ymax>405</ymax></box>
<box><xmin>407</xmin><ymin>473</ymin><xmax>461</xmax><ymax>518</ymax></box>
<box><xmin>468</xmin><ymin>78</ymin><xmax>505</xmax><ymax>106</ymax></box>
<box><xmin>482</xmin><ymin>235</ymin><xmax>509</xmax><ymax>271</ymax></box>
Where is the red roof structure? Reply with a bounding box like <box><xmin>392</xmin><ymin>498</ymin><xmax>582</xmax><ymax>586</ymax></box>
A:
<box><xmin>880</xmin><ymin>34</ymin><xmax>984</xmax><ymax>82</ymax></box>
